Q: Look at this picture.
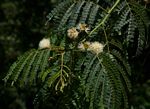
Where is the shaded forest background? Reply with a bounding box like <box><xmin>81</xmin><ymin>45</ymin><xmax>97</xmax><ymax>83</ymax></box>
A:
<box><xmin>0</xmin><ymin>0</ymin><xmax>150</xmax><ymax>109</ymax></box>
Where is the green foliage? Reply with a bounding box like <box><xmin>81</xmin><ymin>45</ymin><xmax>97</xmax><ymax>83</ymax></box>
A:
<box><xmin>0</xmin><ymin>0</ymin><xmax>55</xmax><ymax>74</ymax></box>
<box><xmin>3</xmin><ymin>49</ymin><xmax>51</xmax><ymax>87</ymax></box>
<box><xmin>3</xmin><ymin>0</ymin><xmax>150</xmax><ymax>109</ymax></box>
<box><xmin>47</xmin><ymin>0</ymin><xmax>113</xmax><ymax>32</ymax></box>
<box><xmin>77</xmin><ymin>52</ymin><xmax>130</xmax><ymax>109</ymax></box>
<box><xmin>112</xmin><ymin>1</ymin><xmax>149</xmax><ymax>55</ymax></box>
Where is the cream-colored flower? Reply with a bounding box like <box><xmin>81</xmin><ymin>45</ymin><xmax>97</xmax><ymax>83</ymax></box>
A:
<box><xmin>89</xmin><ymin>41</ymin><xmax>104</xmax><ymax>55</ymax></box>
<box><xmin>67</xmin><ymin>27</ymin><xmax>79</xmax><ymax>39</ymax></box>
<box><xmin>77</xmin><ymin>23</ymin><xmax>91</xmax><ymax>33</ymax></box>
<box><xmin>39</xmin><ymin>38</ymin><xmax>50</xmax><ymax>49</ymax></box>
<box><xmin>78</xmin><ymin>41</ymin><xmax>91</xmax><ymax>51</ymax></box>
<box><xmin>78</xmin><ymin>43</ymin><xmax>85</xmax><ymax>51</ymax></box>
<box><xmin>78</xmin><ymin>41</ymin><xmax>104</xmax><ymax>54</ymax></box>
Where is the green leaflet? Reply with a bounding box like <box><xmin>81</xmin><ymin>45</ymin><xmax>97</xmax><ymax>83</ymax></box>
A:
<box><xmin>79</xmin><ymin>2</ymin><xmax>93</xmax><ymax>23</ymax></box>
<box><xmin>82</xmin><ymin>53</ymin><xmax>97</xmax><ymax>85</ymax></box>
<box><xmin>41</xmin><ymin>50</ymin><xmax>51</xmax><ymax>71</ymax></box>
<box><xmin>89</xmin><ymin>67</ymin><xmax>103</xmax><ymax>109</ymax></box>
<box><xmin>46</xmin><ymin>0</ymin><xmax>74</xmax><ymax>23</ymax></box>
<box><xmin>38</xmin><ymin>50</ymin><xmax>51</xmax><ymax>78</ymax></box>
<box><xmin>68</xmin><ymin>1</ymin><xmax>85</xmax><ymax>27</ymax></box>
<box><xmin>57</xmin><ymin>3</ymin><xmax>76</xmax><ymax>30</ymax></box>
<box><xmin>20</xmin><ymin>50</ymin><xmax>38</xmax><ymax>86</ymax></box>
<box><xmin>101</xmin><ymin>53</ymin><xmax>122</xmax><ymax>109</ymax></box>
<box><xmin>88</xmin><ymin>4</ymin><xmax>99</xmax><ymax>26</ymax></box>
<box><xmin>113</xmin><ymin>7</ymin><xmax>130</xmax><ymax>34</ymax></box>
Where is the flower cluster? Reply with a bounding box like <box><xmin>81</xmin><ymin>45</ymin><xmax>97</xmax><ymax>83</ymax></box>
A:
<box><xmin>39</xmin><ymin>38</ymin><xmax>51</xmax><ymax>49</ymax></box>
<box><xmin>78</xmin><ymin>41</ymin><xmax>104</xmax><ymax>55</ymax></box>
<box><xmin>67</xmin><ymin>23</ymin><xmax>90</xmax><ymax>39</ymax></box>
<box><xmin>38</xmin><ymin>23</ymin><xmax>103</xmax><ymax>54</ymax></box>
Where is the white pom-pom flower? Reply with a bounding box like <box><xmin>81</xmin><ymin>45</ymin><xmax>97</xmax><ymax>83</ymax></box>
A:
<box><xmin>78</xmin><ymin>41</ymin><xmax>91</xmax><ymax>51</ymax></box>
<box><xmin>78</xmin><ymin>41</ymin><xmax>104</xmax><ymax>54</ymax></box>
<box><xmin>39</xmin><ymin>38</ymin><xmax>50</xmax><ymax>49</ymax></box>
<box><xmin>67</xmin><ymin>27</ymin><xmax>79</xmax><ymax>39</ymax></box>
<box><xmin>89</xmin><ymin>41</ymin><xmax>104</xmax><ymax>55</ymax></box>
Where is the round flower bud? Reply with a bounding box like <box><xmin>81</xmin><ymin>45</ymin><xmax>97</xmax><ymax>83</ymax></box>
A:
<box><xmin>39</xmin><ymin>38</ymin><xmax>50</xmax><ymax>49</ymax></box>
<box><xmin>89</xmin><ymin>42</ymin><xmax>104</xmax><ymax>55</ymax></box>
<box><xmin>67</xmin><ymin>27</ymin><xmax>79</xmax><ymax>39</ymax></box>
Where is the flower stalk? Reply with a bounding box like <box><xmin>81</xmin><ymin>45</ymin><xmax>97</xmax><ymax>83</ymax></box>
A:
<box><xmin>89</xmin><ymin>0</ymin><xmax>120</xmax><ymax>36</ymax></box>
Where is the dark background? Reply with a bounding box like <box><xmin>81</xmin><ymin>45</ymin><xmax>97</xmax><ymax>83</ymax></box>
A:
<box><xmin>0</xmin><ymin>0</ymin><xmax>150</xmax><ymax>109</ymax></box>
<box><xmin>0</xmin><ymin>0</ymin><xmax>55</xmax><ymax>109</ymax></box>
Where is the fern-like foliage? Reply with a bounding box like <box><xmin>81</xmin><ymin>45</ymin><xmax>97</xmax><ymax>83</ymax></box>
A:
<box><xmin>74</xmin><ymin>51</ymin><xmax>131</xmax><ymax>109</ymax></box>
<box><xmin>3</xmin><ymin>0</ymin><xmax>150</xmax><ymax>109</ymax></box>
<box><xmin>3</xmin><ymin>49</ymin><xmax>51</xmax><ymax>87</ymax></box>
<box><xmin>47</xmin><ymin>0</ymin><xmax>114</xmax><ymax>32</ymax></box>
<box><xmin>46</xmin><ymin>0</ymin><xmax>149</xmax><ymax>55</ymax></box>
<box><xmin>112</xmin><ymin>1</ymin><xmax>149</xmax><ymax>55</ymax></box>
